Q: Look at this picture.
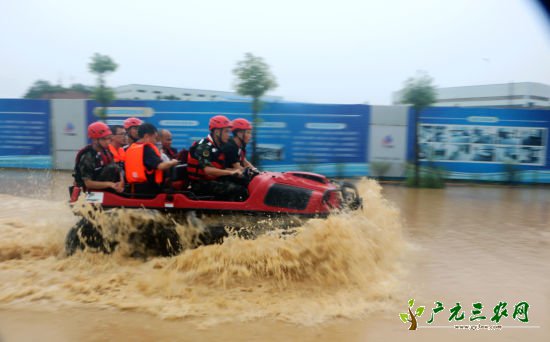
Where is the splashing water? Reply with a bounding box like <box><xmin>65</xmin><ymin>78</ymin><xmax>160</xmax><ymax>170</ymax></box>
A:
<box><xmin>0</xmin><ymin>178</ymin><xmax>405</xmax><ymax>326</ymax></box>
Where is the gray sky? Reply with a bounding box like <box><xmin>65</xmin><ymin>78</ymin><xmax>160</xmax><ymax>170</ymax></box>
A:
<box><xmin>1</xmin><ymin>0</ymin><xmax>549</xmax><ymax>104</ymax></box>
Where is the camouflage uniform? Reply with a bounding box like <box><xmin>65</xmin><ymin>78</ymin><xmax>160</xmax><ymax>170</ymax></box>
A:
<box><xmin>189</xmin><ymin>139</ymin><xmax>248</xmax><ymax>201</ymax></box>
<box><xmin>74</xmin><ymin>147</ymin><xmax>120</xmax><ymax>188</ymax></box>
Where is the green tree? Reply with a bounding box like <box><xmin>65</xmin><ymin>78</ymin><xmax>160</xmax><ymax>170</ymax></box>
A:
<box><xmin>400</xmin><ymin>71</ymin><xmax>437</xmax><ymax>186</ymax></box>
<box><xmin>233</xmin><ymin>53</ymin><xmax>278</xmax><ymax>165</ymax></box>
<box><xmin>23</xmin><ymin>80</ymin><xmax>65</xmax><ymax>98</ymax></box>
<box><xmin>88</xmin><ymin>53</ymin><xmax>118</xmax><ymax>118</ymax></box>
<box><xmin>24</xmin><ymin>80</ymin><xmax>94</xmax><ymax>99</ymax></box>
<box><xmin>69</xmin><ymin>83</ymin><xmax>94</xmax><ymax>95</ymax></box>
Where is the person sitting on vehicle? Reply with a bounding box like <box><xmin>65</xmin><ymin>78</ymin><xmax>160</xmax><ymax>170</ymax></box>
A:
<box><xmin>155</xmin><ymin>134</ymin><xmax>170</xmax><ymax>162</ymax></box>
<box><xmin>125</xmin><ymin>123</ymin><xmax>179</xmax><ymax>193</ymax></box>
<box><xmin>175</xmin><ymin>148</ymin><xmax>188</xmax><ymax>164</ymax></box>
<box><xmin>187</xmin><ymin>115</ymin><xmax>246</xmax><ymax>201</ymax></box>
<box><xmin>159</xmin><ymin>129</ymin><xmax>178</xmax><ymax>159</ymax></box>
<box><xmin>108</xmin><ymin>125</ymin><xmax>126</xmax><ymax>164</ymax></box>
<box><xmin>73</xmin><ymin>122</ymin><xmax>124</xmax><ymax>193</ymax></box>
<box><xmin>123</xmin><ymin>117</ymin><xmax>143</xmax><ymax>149</ymax></box>
<box><xmin>222</xmin><ymin>118</ymin><xmax>258</xmax><ymax>172</ymax></box>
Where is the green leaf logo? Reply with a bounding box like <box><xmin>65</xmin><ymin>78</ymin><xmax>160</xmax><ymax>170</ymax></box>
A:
<box><xmin>399</xmin><ymin>313</ymin><xmax>409</xmax><ymax>323</ymax></box>
<box><xmin>400</xmin><ymin>299</ymin><xmax>423</xmax><ymax>330</ymax></box>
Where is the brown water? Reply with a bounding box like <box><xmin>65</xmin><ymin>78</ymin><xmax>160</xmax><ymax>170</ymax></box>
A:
<box><xmin>0</xmin><ymin>169</ymin><xmax>549</xmax><ymax>341</ymax></box>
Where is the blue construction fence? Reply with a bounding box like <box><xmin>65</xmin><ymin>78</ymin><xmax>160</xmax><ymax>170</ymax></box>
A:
<box><xmin>407</xmin><ymin>107</ymin><xmax>550</xmax><ymax>183</ymax></box>
<box><xmin>86</xmin><ymin>100</ymin><xmax>370</xmax><ymax>177</ymax></box>
<box><xmin>0</xmin><ymin>99</ymin><xmax>51</xmax><ymax>168</ymax></box>
<box><xmin>1</xmin><ymin>98</ymin><xmax>549</xmax><ymax>183</ymax></box>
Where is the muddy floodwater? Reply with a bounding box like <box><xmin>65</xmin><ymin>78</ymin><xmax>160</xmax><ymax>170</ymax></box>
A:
<box><xmin>0</xmin><ymin>169</ymin><xmax>549</xmax><ymax>342</ymax></box>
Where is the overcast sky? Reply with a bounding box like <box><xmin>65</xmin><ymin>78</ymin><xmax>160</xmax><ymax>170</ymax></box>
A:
<box><xmin>1</xmin><ymin>0</ymin><xmax>549</xmax><ymax>104</ymax></box>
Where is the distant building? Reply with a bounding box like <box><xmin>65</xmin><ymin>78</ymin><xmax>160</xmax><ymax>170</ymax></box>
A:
<box><xmin>115</xmin><ymin>84</ymin><xmax>283</xmax><ymax>102</ymax></box>
<box><xmin>392</xmin><ymin>82</ymin><xmax>550</xmax><ymax>108</ymax></box>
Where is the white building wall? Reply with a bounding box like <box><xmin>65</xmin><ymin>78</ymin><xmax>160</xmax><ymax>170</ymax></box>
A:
<box><xmin>432</xmin><ymin>98</ymin><xmax>547</xmax><ymax>108</ymax></box>
<box><xmin>393</xmin><ymin>82</ymin><xmax>550</xmax><ymax>108</ymax></box>
<box><xmin>115</xmin><ymin>84</ymin><xmax>283</xmax><ymax>102</ymax></box>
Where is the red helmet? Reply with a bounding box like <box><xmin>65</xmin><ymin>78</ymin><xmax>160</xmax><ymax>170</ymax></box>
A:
<box><xmin>123</xmin><ymin>117</ymin><xmax>143</xmax><ymax>129</ymax></box>
<box><xmin>231</xmin><ymin>118</ymin><xmax>252</xmax><ymax>132</ymax></box>
<box><xmin>209</xmin><ymin>115</ymin><xmax>232</xmax><ymax>130</ymax></box>
<box><xmin>88</xmin><ymin>122</ymin><xmax>112</xmax><ymax>139</ymax></box>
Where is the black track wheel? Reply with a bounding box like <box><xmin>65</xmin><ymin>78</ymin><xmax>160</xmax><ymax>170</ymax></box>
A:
<box><xmin>65</xmin><ymin>218</ymin><xmax>112</xmax><ymax>255</ymax></box>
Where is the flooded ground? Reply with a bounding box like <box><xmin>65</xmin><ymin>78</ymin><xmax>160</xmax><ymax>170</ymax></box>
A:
<box><xmin>0</xmin><ymin>169</ymin><xmax>549</xmax><ymax>341</ymax></box>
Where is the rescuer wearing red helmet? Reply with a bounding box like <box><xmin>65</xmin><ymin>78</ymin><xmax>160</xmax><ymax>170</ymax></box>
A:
<box><xmin>187</xmin><ymin>115</ymin><xmax>246</xmax><ymax>200</ymax></box>
<box><xmin>72</xmin><ymin>122</ymin><xmax>124</xmax><ymax>193</ymax></box>
<box><xmin>123</xmin><ymin>117</ymin><xmax>143</xmax><ymax>148</ymax></box>
<box><xmin>221</xmin><ymin>118</ymin><xmax>257</xmax><ymax>172</ymax></box>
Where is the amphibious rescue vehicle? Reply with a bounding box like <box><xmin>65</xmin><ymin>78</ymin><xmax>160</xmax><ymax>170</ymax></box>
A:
<box><xmin>66</xmin><ymin>167</ymin><xmax>362</xmax><ymax>257</ymax></box>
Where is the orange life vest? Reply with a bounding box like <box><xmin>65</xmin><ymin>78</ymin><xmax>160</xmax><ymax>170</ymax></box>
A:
<box><xmin>108</xmin><ymin>144</ymin><xmax>126</xmax><ymax>163</ymax></box>
<box><xmin>125</xmin><ymin>142</ymin><xmax>163</xmax><ymax>184</ymax></box>
<box><xmin>187</xmin><ymin>136</ymin><xmax>225</xmax><ymax>181</ymax></box>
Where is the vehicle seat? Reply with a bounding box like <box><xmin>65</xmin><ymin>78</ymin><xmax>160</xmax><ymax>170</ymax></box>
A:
<box><xmin>170</xmin><ymin>164</ymin><xmax>188</xmax><ymax>191</ymax></box>
<box><xmin>172</xmin><ymin>164</ymin><xmax>188</xmax><ymax>180</ymax></box>
<box><xmin>122</xmin><ymin>182</ymin><xmax>161</xmax><ymax>198</ymax></box>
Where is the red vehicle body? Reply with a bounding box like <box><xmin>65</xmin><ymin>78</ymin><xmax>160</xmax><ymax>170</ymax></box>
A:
<box><xmin>66</xmin><ymin>169</ymin><xmax>361</xmax><ymax>256</ymax></box>
<box><xmin>74</xmin><ymin>171</ymin><xmax>359</xmax><ymax>217</ymax></box>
